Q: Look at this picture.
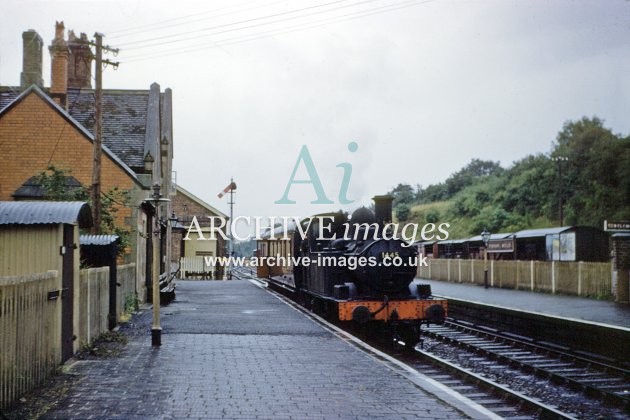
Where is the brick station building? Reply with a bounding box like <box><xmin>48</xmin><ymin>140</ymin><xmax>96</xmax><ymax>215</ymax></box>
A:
<box><xmin>0</xmin><ymin>22</ymin><xmax>174</xmax><ymax>301</ymax></box>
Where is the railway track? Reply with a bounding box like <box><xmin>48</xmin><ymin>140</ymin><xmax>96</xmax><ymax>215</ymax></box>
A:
<box><xmin>261</xmin><ymin>278</ymin><xmax>584</xmax><ymax>419</ymax></box>
<box><xmin>409</xmin><ymin>351</ymin><xmax>571</xmax><ymax>419</ymax></box>
<box><xmin>230</xmin><ymin>266</ymin><xmax>257</xmax><ymax>280</ymax></box>
<box><xmin>417</xmin><ymin>320</ymin><xmax>630</xmax><ymax>418</ymax></box>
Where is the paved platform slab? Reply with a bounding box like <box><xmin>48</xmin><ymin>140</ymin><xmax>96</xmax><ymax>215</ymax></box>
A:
<box><xmin>418</xmin><ymin>279</ymin><xmax>630</xmax><ymax>328</ymax></box>
<box><xmin>41</xmin><ymin>280</ymin><xmax>490</xmax><ymax>419</ymax></box>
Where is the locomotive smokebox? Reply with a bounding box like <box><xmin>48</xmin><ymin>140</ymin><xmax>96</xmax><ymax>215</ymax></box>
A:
<box><xmin>372</xmin><ymin>195</ymin><xmax>394</xmax><ymax>225</ymax></box>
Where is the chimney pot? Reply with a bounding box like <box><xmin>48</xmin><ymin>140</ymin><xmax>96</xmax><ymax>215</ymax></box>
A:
<box><xmin>21</xmin><ymin>30</ymin><xmax>44</xmax><ymax>87</ymax></box>
<box><xmin>67</xmin><ymin>30</ymin><xmax>93</xmax><ymax>89</ymax></box>
<box><xmin>49</xmin><ymin>21</ymin><xmax>69</xmax><ymax>108</ymax></box>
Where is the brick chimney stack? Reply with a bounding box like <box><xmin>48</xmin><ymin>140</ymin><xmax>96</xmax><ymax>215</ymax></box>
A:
<box><xmin>20</xmin><ymin>30</ymin><xmax>44</xmax><ymax>88</ymax></box>
<box><xmin>67</xmin><ymin>30</ymin><xmax>93</xmax><ymax>89</ymax></box>
<box><xmin>49</xmin><ymin>21</ymin><xmax>69</xmax><ymax>108</ymax></box>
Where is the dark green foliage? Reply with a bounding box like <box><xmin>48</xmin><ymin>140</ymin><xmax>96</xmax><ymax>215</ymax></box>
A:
<box><xmin>552</xmin><ymin>117</ymin><xmax>630</xmax><ymax>226</ymax></box>
<box><xmin>36</xmin><ymin>165</ymin><xmax>89</xmax><ymax>201</ymax></box>
<box><xmin>443</xmin><ymin>159</ymin><xmax>503</xmax><ymax>197</ymax></box>
<box><xmin>390</xmin><ymin>117</ymin><xmax>629</xmax><ymax>236</ymax></box>
<box><xmin>425</xmin><ymin>208</ymin><xmax>440</xmax><ymax>224</ymax></box>
<box><xmin>36</xmin><ymin>165</ymin><xmax>132</xmax><ymax>252</ymax></box>
<box><xmin>390</xmin><ymin>183</ymin><xmax>416</xmax><ymax>207</ymax></box>
<box><xmin>395</xmin><ymin>203</ymin><xmax>411</xmax><ymax>222</ymax></box>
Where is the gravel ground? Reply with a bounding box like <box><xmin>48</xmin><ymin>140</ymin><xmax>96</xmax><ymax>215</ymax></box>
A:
<box><xmin>421</xmin><ymin>337</ymin><xmax>629</xmax><ymax>420</ymax></box>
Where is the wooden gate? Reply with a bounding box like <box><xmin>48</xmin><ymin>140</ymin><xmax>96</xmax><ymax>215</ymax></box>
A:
<box><xmin>61</xmin><ymin>224</ymin><xmax>74</xmax><ymax>362</ymax></box>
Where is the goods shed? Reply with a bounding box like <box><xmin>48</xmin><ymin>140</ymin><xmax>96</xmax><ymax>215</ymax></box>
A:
<box><xmin>514</xmin><ymin>226</ymin><xmax>609</xmax><ymax>262</ymax></box>
<box><xmin>434</xmin><ymin>238</ymin><xmax>469</xmax><ymax>259</ymax></box>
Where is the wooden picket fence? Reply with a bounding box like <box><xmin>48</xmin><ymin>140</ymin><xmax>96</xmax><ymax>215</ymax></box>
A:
<box><xmin>0</xmin><ymin>271</ymin><xmax>61</xmax><ymax>410</ymax></box>
<box><xmin>1</xmin><ymin>264</ymin><xmax>138</xmax><ymax>410</ymax></box>
<box><xmin>116</xmin><ymin>263</ymin><xmax>137</xmax><ymax>319</ymax></box>
<box><xmin>78</xmin><ymin>267</ymin><xmax>109</xmax><ymax>346</ymax></box>
<box><xmin>417</xmin><ymin>259</ymin><xmax>612</xmax><ymax>298</ymax></box>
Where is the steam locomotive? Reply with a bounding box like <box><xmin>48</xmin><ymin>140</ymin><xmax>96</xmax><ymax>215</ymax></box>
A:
<box><xmin>258</xmin><ymin>195</ymin><xmax>447</xmax><ymax>348</ymax></box>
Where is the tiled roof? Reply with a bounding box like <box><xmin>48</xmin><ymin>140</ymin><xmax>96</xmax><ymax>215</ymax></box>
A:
<box><xmin>0</xmin><ymin>87</ymin><xmax>24</xmax><ymax>109</ymax></box>
<box><xmin>68</xmin><ymin>88</ymin><xmax>150</xmax><ymax>170</ymax></box>
<box><xmin>0</xmin><ymin>86</ymin><xmax>157</xmax><ymax>171</ymax></box>
<box><xmin>0</xmin><ymin>85</ymin><xmax>140</xmax><ymax>183</ymax></box>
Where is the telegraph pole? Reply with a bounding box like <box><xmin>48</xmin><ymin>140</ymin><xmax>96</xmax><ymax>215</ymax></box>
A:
<box><xmin>86</xmin><ymin>33</ymin><xmax>119</xmax><ymax>233</ymax></box>
<box><xmin>552</xmin><ymin>156</ymin><xmax>568</xmax><ymax>227</ymax></box>
<box><xmin>217</xmin><ymin>179</ymin><xmax>236</xmax><ymax>279</ymax></box>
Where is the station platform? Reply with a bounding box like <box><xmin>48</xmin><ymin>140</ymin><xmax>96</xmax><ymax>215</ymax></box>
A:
<box><xmin>39</xmin><ymin>280</ymin><xmax>497</xmax><ymax>419</ymax></box>
<box><xmin>418</xmin><ymin>278</ymin><xmax>630</xmax><ymax>328</ymax></box>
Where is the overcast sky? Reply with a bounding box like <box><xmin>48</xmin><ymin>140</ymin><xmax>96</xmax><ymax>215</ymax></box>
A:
<box><xmin>1</xmin><ymin>0</ymin><xmax>628</xmax><ymax>234</ymax></box>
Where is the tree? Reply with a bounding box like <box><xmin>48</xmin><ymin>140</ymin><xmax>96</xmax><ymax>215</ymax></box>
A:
<box><xmin>389</xmin><ymin>183</ymin><xmax>416</xmax><ymax>207</ymax></box>
<box><xmin>36</xmin><ymin>165</ymin><xmax>132</xmax><ymax>252</ymax></box>
<box><xmin>395</xmin><ymin>203</ymin><xmax>411</xmax><ymax>222</ymax></box>
<box><xmin>385</xmin><ymin>116</ymin><xmax>629</xmax><ymax>235</ymax></box>
<box><xmin>498</xmin><ymin>154</ymin><xmax>554</xmax><ymax>219</ymax></box>
<box><xmin>36</xmin><ymin>165</ymin><xmax>89</xmax><ymax>201</ymax></box>
<box><xmin>551</xmin><ymin>117</ymin><xmax>630</xmax><ymax>226</ymax></box>
<box><xmin>444</xmin><ymin>159</ymin><xmax>503</xmax><ymax>197</ymax></box>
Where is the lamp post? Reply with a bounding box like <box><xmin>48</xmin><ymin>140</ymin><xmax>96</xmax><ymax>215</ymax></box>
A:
<box><xmin>481</xmin><ymin>229</ymin><xmax>490</xmax><ymax>289</ymax></box>
<box><xmin>150</xmin><ymin>183</ymin><xmax>162</xmax><ymax>346</ymax></box>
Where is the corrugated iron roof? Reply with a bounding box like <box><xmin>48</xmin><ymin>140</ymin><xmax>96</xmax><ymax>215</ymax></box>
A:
<box><xmin>437</xmin><ymin>238</ymin><xmax>469</xmax><ymax>245</ymax></box>
<box><xmin>514</xmin><ymin>226</ymin><xmax>572</xmax><ymax>239</ymax></box>
<box><xmin>413</xmin><ymin>240</ymin><xmax>437</xmax><ymax>246</ymax></box>
<box><xmin>80</xmin><ymin>234</ymin><xmax>120</xmax><ymax>246</ymax></box>
<box><xmin>468</xmin><ymin>232</ymin><xmax>514</xmax><ymax>242</ymax></box>
<box><xmin>0</xmin><ymin>201</ymin><xmax>92</xmax><ymax>227</ymax></box>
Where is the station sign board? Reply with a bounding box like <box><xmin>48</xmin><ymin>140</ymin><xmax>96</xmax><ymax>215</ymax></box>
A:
<box><xmin>487</xmin><ymin>238</ymin><xmax>515</xmax><ymax>253</ymax></box>
<box><xmin>604</xmin><ymin>220</ymin><xmax>630</xmax><ymax>232</ymax></box>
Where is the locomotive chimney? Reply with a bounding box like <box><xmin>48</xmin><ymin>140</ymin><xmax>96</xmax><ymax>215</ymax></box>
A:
<box><xmin>21</xmin><ymin>30</ymin><xmax>44</xmax><ymax>88</ymax></box>
<box><xmin>373</xmin><ymin>195</ymin><xmax>394</xmax><ymax>225</ymax></box>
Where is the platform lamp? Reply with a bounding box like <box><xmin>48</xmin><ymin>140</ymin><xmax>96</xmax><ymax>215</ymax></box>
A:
<box><xmin>481</xmin><ymin>229</ymin><xmax>490</xmax><ymax>289</ymax></box>
<box><xmin>147</xmin><ymin>182</ymin><xmax>171</xmax><ymax>346</ymax></box>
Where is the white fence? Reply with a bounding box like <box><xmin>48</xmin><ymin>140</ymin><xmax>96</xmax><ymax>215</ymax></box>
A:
<box><xmin>180</xmin><ymin>256</ymin><xmax>214</xmax><ymax>279</ymax></box>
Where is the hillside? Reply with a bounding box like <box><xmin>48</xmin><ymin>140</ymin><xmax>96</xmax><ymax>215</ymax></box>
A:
<box><xmin>391</xmin><ymin>117</ymin><xmax>630</xmax><ymax>240</ymax></box>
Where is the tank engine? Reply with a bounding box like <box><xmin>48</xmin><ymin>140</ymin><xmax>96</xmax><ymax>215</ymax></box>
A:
<box><xmin>292</xmin><ymin>195</ymin><xmax>447</xmax><ymax>348</ymax></box>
